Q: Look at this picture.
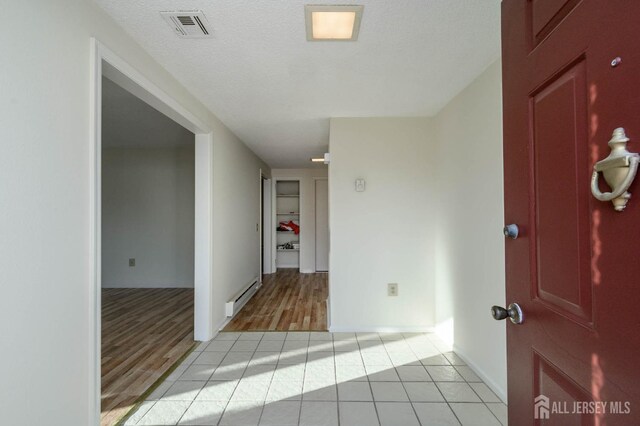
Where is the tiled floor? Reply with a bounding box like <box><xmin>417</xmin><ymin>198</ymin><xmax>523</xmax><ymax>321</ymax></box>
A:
<box><xmin>124</xmin><ymin>332</ymin><xmax>507</xmax><ymax>426</ymax></box>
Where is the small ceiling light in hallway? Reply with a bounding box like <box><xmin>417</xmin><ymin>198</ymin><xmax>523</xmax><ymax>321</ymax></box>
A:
<box><xmin>305</xmin><ymin>5</ymin><xmax>364</xmax><ymax>41</ymax></box>
<box><xmin>310</xmin><ymin>153</ymin><xmax>331</xmax><ymax>164</ymax></box>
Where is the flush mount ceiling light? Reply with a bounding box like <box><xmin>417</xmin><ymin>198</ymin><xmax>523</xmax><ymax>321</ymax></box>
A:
<box><xmin>305</xmin><ymin>5</ymin><xmax>364</xmax><ymax>41</ymax></box>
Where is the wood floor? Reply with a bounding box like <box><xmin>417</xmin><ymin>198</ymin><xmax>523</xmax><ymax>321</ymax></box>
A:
<box><xmin>101</xmin><ymin>288</ymin><xmax>194</xmax><ymax>426</ymax></box>
<box><xmin>224</xmin><ymin>269</ymin><xmax>328</xmax><ymax>331</ymax></box>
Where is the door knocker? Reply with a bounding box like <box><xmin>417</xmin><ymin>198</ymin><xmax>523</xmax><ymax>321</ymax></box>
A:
<box><xmin>591</xmin><ymin>128</ymin><xmax>640</xmax><ymax>211</ymax></box>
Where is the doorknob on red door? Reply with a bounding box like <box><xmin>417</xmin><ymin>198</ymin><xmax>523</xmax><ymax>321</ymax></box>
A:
<box><xmin>503</xmin><ymin>224</ymin><xmax>519</xmax><ymax>239</ymax></box>
<box><xmin>491</xmin><ymin>303</ymin><xmax>524</xmax><ymax>324</ymax></box>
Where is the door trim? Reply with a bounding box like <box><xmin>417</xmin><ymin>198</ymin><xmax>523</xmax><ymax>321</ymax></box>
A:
<box><xmin>314</xmin><ymin>177</ymin><xmax>329</xmax><ymax>272</ymax></box>
<box><xmin>272</xmin><ymin>177</ymin><xmax>303</xmax><ymax>271</ymax></box>
<box><xmin>261</xmin><ymin>175</ymin><xmax>273</xmax><ymax>275</ymax></box>
<box><xmin>89</xmin><ymin>38</ymin><xmax>214</xmax><ymax>425</ymax></box>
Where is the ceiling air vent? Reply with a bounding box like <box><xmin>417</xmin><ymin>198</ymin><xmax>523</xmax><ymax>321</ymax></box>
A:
<box><xmin>161</xmin><ymin>11</ymin><xmax>212</xmax><ymax>38</ymax></box>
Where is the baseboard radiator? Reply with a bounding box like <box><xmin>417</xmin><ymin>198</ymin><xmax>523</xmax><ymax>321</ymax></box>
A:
<box><xmin>225</xmin><ymin>276</ymin><xmax>260</xmax><ymax>317</ymax></box>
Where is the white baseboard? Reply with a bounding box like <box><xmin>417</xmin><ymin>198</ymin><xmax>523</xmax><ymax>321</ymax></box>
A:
<box><xmin>329</xmin><ymin>325</ymin><xmax>435</xmax><ymax>333</ymax></box>
<box><xmin>299</xmin><ymin>269</ymin><xmax>315</xmax><ymax>274</ymax></box>
<box><xmin>452</xmin><ymin>344</ymin><xmax>507</xmax><ymax>404</ymax></box>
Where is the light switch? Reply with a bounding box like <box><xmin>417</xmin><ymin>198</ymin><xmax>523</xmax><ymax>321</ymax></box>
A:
<box><xmin>355</xmin><ymin>178</ymin><xmax>366</xmax><ymax>192</ymax></box>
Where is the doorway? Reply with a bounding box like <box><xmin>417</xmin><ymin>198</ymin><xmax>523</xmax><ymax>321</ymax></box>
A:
<box><xmin>275</xmin><ymin>179</ymin><xmax>301</xmax><ymax>270</ymax></box>
<box><xmin>89</xmin><ymin>40</ymin><xmax>214</xmax><ymax>426</ymax></box>
<box><xmin>100</xmin><ymin>74</ymin><xmax>196</xmax><ymax>425</ymax></box>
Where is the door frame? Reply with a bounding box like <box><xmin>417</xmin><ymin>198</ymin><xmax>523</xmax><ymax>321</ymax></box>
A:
<box><xmin>261</xmin><ymin>174</ymin><xmax>273</xmax><ymax>275</ymax></box>
<box><xmin>272</xmin><ymin>177</ymin><xmax>303</xmax><ymax>271</ymax></box>
<box><xmin>89</xmin><ymin>39</ymin><xmax>214</xmax><ymax>425</ymax></box>
<box><xmin>313</xmin><ymin>177</ymin><xmax>329</xmax><ymax>272</ymax></box>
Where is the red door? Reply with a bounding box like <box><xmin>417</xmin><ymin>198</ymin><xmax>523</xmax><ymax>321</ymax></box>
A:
<box><xmin>502</xmin><ymin>1</ymin><xmax>640</xmax><ymax>424</ymax></box>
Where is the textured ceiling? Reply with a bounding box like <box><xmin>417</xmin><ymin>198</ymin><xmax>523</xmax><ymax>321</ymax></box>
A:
<box><xmin>94</xmin><ymin>0</ymin><xmax>501</xmax><ymax>167</ymax></box>
<box><xmin>102</xmin><ymin>76</ymin><xmax>194</xmax><ymax>148</ymax></box>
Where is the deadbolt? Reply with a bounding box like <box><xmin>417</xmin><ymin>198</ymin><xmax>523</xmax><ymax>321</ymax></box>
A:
<box><xmin>503</xmin><ymin>224</ymin><xmax>519</xmax><ymax>239</ymax></box>
<box><xmin>491</xmin><ymin>303</ymin><xmax>524</xmax><ymax>325</ymax></box>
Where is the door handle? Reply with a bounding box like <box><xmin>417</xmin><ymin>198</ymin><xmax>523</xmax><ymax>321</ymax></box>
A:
<box><xmin>503</xmin><ymin>224</ymin><xmax>519</xmax><ymax>239</ymax></box>
<box><xmin>591</xmin><ymin>128</ymin><xmax>639</xmax><ymax>211</ymax></box>
<box><xmin>491</xmin><ymin>303</ymin><xmax>524</xmax><ymax>325</ymax></box>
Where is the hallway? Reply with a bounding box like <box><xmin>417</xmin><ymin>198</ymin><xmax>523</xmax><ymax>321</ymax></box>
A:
<box><xmin>224</xmin><ymin>270</ymin><xmax>328</xmax><ymax>332</ymax></box>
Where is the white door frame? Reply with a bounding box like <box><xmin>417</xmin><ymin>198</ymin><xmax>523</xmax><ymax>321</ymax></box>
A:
<box><xmin>272</xmin><ymin>177</ymin><xmax>303</xmax><ymax>271</ymax></box>
<box><xmin>313</xmin><ymin>177</ymin><xmax>329</xmax><ymax>272</ymax></box>
<box><xmin>89</xmin><ymin>39</ymin><xmax>214</xmax><ymax>425</ymax></box>
<box><xmin>262</xmin><ymin>175</ymin><xmax>273</xmax><ymax>275</ymax></box>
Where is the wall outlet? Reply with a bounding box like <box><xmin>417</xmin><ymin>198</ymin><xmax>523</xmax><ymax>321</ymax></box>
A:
<box><xmin>388</xmin><ymin>283</ymin><xmax>398</xmax><ymax>296</ymax></box>
<box><xmin>129</xmin><ymin>258</ymin><xmax>136</xmax><ymax>267</ymax></box>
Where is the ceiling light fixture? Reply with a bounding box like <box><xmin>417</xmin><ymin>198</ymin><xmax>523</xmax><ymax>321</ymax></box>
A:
<box><xmin>311</xmin><ymin>153</ymin><xmax>331</xmax><ymax>164</ymax></box>
<box><xmin>305</xmin><ymin>5</ymin><xmax>364</xmax><ymax>41</ymax></box>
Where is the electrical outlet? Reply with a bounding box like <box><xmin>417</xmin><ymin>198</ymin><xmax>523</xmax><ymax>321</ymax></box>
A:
<box><xmin>388</xmin><ymin>283</ymin><xmax>398</xmax><ymax>296</ymax></box>
<box><xmin>129</xmin><ymin>258</ymin><xmax>135</xmax><ymax>267</ymax></box>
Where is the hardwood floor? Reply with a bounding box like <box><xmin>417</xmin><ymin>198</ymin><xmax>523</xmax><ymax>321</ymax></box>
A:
<box><xmin>224</xmin><ymin>269</ymin><xmax>328</xmax><ymax>331</ymax></box>
<box><xmin>101</xmin><ymin>288</ymin><xmax>194</xmax><ymax>426</ymax></box>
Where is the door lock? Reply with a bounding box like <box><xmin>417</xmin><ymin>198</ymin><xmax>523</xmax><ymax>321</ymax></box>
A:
<box><xmin>491</xmin><ymin>303</ymin><xmax>524</xmax><ymax>325</ymax></box>
<box><xmin>503</xmin><ymin>224</ymin><xmax>519</xmax><ymax>239</ymax></box>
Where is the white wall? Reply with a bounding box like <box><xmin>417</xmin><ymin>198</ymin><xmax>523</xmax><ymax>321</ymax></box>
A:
<box><xmin>271</xmin><ymin>168</ymin><xmax>328</xmax><ymax>273</ymax></box>
<box><xmin>433</xmin><ymin>60</ymin><xmax>507</xmax><ymax>400</ymax></box>
<box><xmin>211</xmin><ymin>137</ymin><xmax>269</xmax><ymax>329</ymax></box>
<box><xmin>329</xmin><ymin>118</ymin><xmax>436</xmax><ymax>331</ymax></box>
<box><xmin>0</xmin><ymin>1</ymin><xmax>268</xmax><ymax>424</ymax></box>
<box><xmin>102</xmin><ymin>146</ymin><xmax>195</xmax><ymax>288</ymax></box>
<box><xmin>327</xmin><ymin>66</ymin><xmax>506</xmax><ymax>397</ymax></box>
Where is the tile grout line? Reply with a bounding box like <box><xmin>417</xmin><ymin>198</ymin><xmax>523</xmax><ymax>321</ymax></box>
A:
<box><xmin>358</xmin><ymin>333</ymin><xmax>382</xmax><ymax>426</ymax></box>
<box><xmin>389</xmin><ymin>334</ymin><xmax>427</xmax><ymax>426</ymax></box>
<box><xmin>201</xmin><ymin>333</ymin><xmax>242</xmax><ymax>426</ymax></box>
<box><xmin>214</xmin><ymin>332</ymin><xmax>260</xmax><ymax>426</ymax></box>
<box><xmin>452</xmin><ymin>362</ymin><xmax>505</xmax><ymax>426</ymax></box>
<box><xmin>296</xmin><ymin>332</ymin><xmax>311</xmax><ymax>426</ymax></box>
<box><xmin>330</xmin><ymin>334</ymin><xmax>340</xmax><ymax>426</ymax></box>
<box><xmin>409</xmin><ymin>336</ymin><xmax>464</xmax><ymax>426</ymax></box>
<box><xmin>443</xmin><ymin>347</ymin><xmax>507</xmax><ymax>425</ymax></box>
<box><xmin>255</xmin><ymin>332</ymin><xmax>281</xmax><ymax>426</ymax></box>
<box><xmin>172</xmin><ymin>346</ymin><xmax>208</xmax><ymax>425</ymax></box>
<box><xmin>209</xmin><ymin>333</ymin><xmax>244</xmax><ymax>426</ymax></box>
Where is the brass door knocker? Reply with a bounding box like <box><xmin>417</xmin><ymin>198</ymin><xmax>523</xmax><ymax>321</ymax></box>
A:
<box><xmin>591</xmin><ymin>128</ymin><xmax>640</xmax><ymax>211</ymax></box>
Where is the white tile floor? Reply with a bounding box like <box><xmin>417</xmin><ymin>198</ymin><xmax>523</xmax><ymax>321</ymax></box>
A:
<box><xmin>124</xmin><ymin>332</ymin><xmax>507</xmax><ymax>426</ymax></box>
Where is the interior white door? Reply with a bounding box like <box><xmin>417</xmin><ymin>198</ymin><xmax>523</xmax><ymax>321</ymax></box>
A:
<box><xmin>315</xmin><ymin>179</ymin><xmax>329</xmax><ymax>272</ymax></box>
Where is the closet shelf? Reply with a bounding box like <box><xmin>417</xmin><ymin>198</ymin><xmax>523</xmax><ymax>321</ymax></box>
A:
<box><xmin>275</xmin><ymin>180</ymin><xmax>300</xmax><ymax>269</ymax></box>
